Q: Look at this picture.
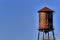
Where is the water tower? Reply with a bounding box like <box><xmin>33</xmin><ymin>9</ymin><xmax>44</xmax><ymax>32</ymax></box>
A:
<box><xmin>38</xmin><ymin>7</ymin><xmax>55</xmax><ymax>40</ymax></box>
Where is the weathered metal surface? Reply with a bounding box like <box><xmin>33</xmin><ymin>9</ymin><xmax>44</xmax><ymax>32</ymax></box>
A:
<box><xmin>39</xmin><ymin>12</ymin><xmax>48</xmax><ymax>29</ymax></box>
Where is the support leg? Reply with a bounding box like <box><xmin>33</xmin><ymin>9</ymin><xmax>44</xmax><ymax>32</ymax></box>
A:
<box><xmin>48</xmin><ymin>32</ymin><xmax>49</xmax><ymax>40</ymax></box>
<box><xmin>52</xmin><ymin>30</ymin><xmax>55</xmax><ymax>40</ymax></box>
<box><xmin>38</xmin><ymin>30</ymin><xmax>40</xmax><ymax>40</ymax></box>
<box><xmin>43</xmin><ymin>30</ymin><xmax>44</xmax><ymax>40</ymax></box>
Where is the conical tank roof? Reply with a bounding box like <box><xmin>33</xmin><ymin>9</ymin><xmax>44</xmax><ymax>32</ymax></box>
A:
<box><xmin>38</xmin><ymin>7</ymin><xmax>54</xmax><ymax>12</ymax></box>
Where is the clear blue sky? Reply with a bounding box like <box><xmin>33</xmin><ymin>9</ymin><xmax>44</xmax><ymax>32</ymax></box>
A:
<box><xmin>0</xmin><ymin>0</ymin><xmax>60</xmax><ymax>40</ymax></box>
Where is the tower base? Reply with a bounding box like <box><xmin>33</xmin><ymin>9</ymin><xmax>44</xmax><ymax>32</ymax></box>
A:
<box><xmin>38</xmin><ymin>29</ymin><xmax>55</xmax><ymax>40</ymax></box>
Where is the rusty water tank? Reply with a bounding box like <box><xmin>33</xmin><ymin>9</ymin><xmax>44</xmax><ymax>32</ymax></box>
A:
<box><xmin>38</xmin><ymin>7</ymin><xmax>54</xmax><ymax>33</ymax></box>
